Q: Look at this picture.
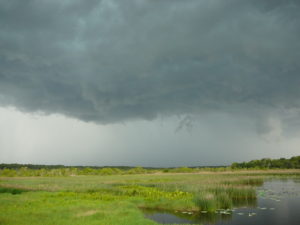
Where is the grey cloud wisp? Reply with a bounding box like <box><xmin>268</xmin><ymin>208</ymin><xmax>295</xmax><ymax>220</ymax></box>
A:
<box><xmin>0</xmin><ymin>0</ymin><xmax>299</xmax><ymax>124</ymax></box>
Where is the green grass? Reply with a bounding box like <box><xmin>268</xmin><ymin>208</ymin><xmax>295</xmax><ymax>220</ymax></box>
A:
<box><xmin>0</xmin><ymin>191</ymin><xmax>157</xmax><ymax>225</ymax></box>
<box><xmin>0</xmin><ymin>187</ymin><xmax>28</xmax><ymax>195</ymax></box>
<box><xmin>0</xmin><ymin>170</ymin><xmax>299</xmax><ymax>224</ymax></box>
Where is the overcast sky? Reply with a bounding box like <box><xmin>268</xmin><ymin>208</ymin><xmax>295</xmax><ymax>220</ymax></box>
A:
<box><xmin>0</xmin><ymin>0</ymin><xmax>299</xmax><ymax>167</ymax></box>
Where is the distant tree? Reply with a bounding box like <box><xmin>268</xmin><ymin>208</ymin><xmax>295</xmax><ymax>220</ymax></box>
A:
<box><xmin>230</xmin><ymin>156</ymin><xmax>300</xmax><ymax>169</ymax></box>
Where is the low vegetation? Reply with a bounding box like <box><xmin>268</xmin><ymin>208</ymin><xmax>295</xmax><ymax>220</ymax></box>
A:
<box><xmin>1</xmin><ymin>156</ymin><xmax>299</xmax><ymax>178</ymax></box>
<box><xmin>0</xmin><ymin>169</ymin><xmax>299</xmax><ymax>225</ymax></box>
<box><xmin>0</xmin><ymin>157</ymin><xmax>299</xmax><ymax>224</ymax></box>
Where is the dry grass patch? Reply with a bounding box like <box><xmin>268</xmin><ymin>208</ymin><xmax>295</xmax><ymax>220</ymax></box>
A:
<box><xmin>76</xmin><ymin>209</ymin><xmax>100</xmax><ymax>217</ymax></box>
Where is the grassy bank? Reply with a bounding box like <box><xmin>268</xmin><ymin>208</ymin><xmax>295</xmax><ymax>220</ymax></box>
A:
<box><xmin>0</xmin><ymin>170</ymin><xmax>299</xmax><ymax>225</ymax></box>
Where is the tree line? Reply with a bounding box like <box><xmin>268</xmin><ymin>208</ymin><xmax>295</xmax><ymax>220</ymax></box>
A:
<box><xmin>231</xmin><ymin>156</ymin><xmax>300</xmax><ymax>169</ymax></box>
<box><xmin>0</xmin><ymin>156</ymin><xmax>299</xmax><ymax>177</ymax></box>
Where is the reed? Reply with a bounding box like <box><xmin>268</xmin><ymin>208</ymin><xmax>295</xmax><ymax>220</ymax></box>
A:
<box><xmin>0</xmin><ymin>171</ymin><xmax>299</xmax><ymax>224</ymax></box>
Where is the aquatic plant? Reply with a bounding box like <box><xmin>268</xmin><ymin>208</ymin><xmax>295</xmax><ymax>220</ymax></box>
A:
<box><xmin>0</xmin><ymin>170</ymin><xmax>299</xmax><ymax>224</ymax></box>
<box><xmin>222</xmin><ymin>177</ymin><xmax>264</xmax><ymax>186</ymax></box>
<box><xmin>193</xmin><ymin>192</ymin><xmax>218</xmax><ymax>211</ymax></box>
<box><xmin>208</xmin><ymin>186</ymin><xmax>256</xmax><ymax>200</ymax></box>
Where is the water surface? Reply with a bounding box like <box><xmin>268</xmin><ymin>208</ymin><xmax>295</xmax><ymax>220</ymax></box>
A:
<box><xmin>144</xmin><ymin>179</ymin><xmax>300</xmax><ymax>225</ymax></box>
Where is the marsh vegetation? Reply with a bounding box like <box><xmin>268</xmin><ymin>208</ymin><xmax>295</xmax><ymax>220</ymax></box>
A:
<box><xmin>0</xmin><ymin>169</ymin><xmax>299</xmax><ymax>224</ymax></box>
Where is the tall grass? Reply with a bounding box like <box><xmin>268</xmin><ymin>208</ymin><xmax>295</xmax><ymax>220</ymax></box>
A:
<box><xmin>1</xmin><ymin>171</ymin><xmax>299</xmax><ymax>224</ymax></box>
<box><xmin>0</xmin><ymin>187</ymin><xmax>27</xmax><ymax>195</ymax></box>
<box><xmin>193</xmin><ymin>186</ymin><xmax>255</xmax><ymax>211</ymax></box>
<box><xmin>208</xmin><ymin>186</ymin><xmax>256</xmax><ymax>200</ymax></box>
<box><xmin>221</xmin><ymin>177</ymin><xmax>264</xmax><ymax>186</ymax></box>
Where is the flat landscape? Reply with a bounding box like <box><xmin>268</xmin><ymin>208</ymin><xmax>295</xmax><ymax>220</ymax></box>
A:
<box><xmin>1</xmin><ymin>1</ymin><xmax>300</xmax><ymax>225</ymax></box>
<box><xmin>1</xmin><ymin>169</ymin><xmax>299</xmax><ymax>225</ymax></box>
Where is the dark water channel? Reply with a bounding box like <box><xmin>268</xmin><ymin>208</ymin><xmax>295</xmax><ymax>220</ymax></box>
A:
<box><xmin>144</xmin><ymin>179</ymin><xmax>300</xmax><ymax>225</ymax></box>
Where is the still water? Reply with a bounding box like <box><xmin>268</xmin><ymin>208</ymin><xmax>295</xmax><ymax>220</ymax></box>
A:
<box><xmin>144</xmin><ymin>179</ymin><xmax>300</xmax><ymax>225</ymax></box>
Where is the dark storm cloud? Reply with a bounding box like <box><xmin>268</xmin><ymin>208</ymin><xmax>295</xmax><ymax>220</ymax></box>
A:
<box><xmin>0</xmin><ymin>0</ymin><xmax>299</xmax><ymax>124</ymax></box>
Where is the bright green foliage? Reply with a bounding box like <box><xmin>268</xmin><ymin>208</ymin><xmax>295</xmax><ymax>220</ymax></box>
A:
<box><xmin>0</xmin><ymin>171</ymin><xmax>299</xmax><ymax>224</ymax></box>
<box><xmin>0</xmin><ymin>192</ymin><xmax>158</xmax><ymax>225</ymax></box>
<box><xmin>0</xmin><ymin>169</ymin><xmax>17</xmax><ymax>177</ymax></box>
<box><xmin>118</xmin><ymin>185</ymin><xmax>193</xmax><ymax>200</ymax></box>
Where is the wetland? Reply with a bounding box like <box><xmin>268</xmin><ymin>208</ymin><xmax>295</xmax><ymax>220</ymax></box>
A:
<box><xmin>0</xmin><ymin>170</ymin><xmax>299</xmax><ymax>225</ymax></box>
<box><xmin>144</xmin><ymin>178</ymin><xmax>300</xmax><ymax>225</ymax></box>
